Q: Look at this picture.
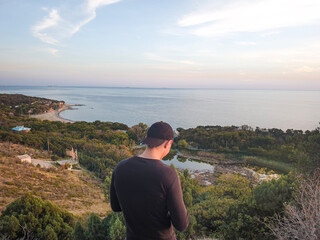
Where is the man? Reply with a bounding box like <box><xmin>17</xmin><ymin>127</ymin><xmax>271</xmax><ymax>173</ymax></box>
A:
<box><xmin>110</xmin><ymin>121</ymin><xmax>189</xmax><ymax>240</ymax></box>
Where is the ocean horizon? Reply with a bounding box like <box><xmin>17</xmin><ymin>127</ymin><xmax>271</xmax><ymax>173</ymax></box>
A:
<box><xmin>1</xmin><ymin>85</ymin><xmax>320</xmax><ymax>131</ymax></box>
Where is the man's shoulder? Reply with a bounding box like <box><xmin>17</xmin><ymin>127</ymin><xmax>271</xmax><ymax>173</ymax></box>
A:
<box><xmin>159</xmin><ymin>162</ymin><xmax>178</xmax><ymax>176</ymax></box>
<box><xmin>114</xmin><ymin>156</ymin><xmax>177</xmax><ymax>176</ymax></box>
<box><xmin>113</xmin><ymin>156</ymin><xmax>134</xmax><ymax>171</ymax></box>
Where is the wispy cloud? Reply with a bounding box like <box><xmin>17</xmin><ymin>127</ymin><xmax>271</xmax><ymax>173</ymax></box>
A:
<box><xmin>32</xmin><ymin>9</ymin><xmax>61</xmax><ymax>45</ymax></box>
<box><xmin>178</xmin><ymin>0</ymin><xmax>320</xmax><ymax>37</ymax></box>
<box><xmin>145</xmin><ymin>53</ymin><xmax>197</xmax><ymax>65</ymax></box>
<box><xmin>295</xmin><ymin>66</ymin><xmax>320</xmax><ymax>73</ymax></box>
<box><xmin>32</xmin><ymin>0</ymin><xmax>121</xmax><ymax>45</ymax></box>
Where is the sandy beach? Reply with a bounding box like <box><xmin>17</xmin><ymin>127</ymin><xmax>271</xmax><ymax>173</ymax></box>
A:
<box><xmin>31</xmin><ymin>104</ymin><xmax>75</xmax><ymax>123</ymax></box>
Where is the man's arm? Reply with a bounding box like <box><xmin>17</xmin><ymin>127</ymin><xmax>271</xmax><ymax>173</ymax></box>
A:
<box><xmin>110</xmin><ymin>171</ymin><xmax>122</xmax><ymax>212</ymax></box>
<box><xmin>166</xmin><ymin>173</ymin><xmax>189</xmax><ymax>232</ymax></box>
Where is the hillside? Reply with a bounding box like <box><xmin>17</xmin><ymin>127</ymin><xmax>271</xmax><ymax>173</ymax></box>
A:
<box><xmin>0</xmin><ymin>93</ymin><xmax>64</xmax><ymax>116</ymax></box>
<box><xmin>0</xmin><ymin>143</ymin><xmax>110</xmax><ymax>217</ymax></box>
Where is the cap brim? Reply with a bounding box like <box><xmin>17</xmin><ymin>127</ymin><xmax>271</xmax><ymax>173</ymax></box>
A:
<box><xmin>141</xmin><ymin>137</ymin><xmax>166</xmax><ymax>148</ymax></box>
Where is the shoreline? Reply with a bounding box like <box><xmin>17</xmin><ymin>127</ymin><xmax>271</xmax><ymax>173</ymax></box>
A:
<box><xmin>31</xmin><ymin>104</ymin><xmax>75</xmax><ymax>123</ymax></box>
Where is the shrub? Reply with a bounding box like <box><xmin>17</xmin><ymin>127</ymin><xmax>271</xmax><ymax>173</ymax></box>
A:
<box><xmin>51</xmin><ymin>155</ymin><xmax>59</xmax><ymax>161</ymax></box>
<box><xmin>0</xmin><ymin>193</ymin><xmax>74</xmax><ymax>240</ymax></box>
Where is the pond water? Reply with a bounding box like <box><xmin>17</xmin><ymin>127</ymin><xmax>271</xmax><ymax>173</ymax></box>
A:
<box><xmin>161</xmin><ymin>154</ymin><xmax>214</xmax><ymax>172</ymax></box>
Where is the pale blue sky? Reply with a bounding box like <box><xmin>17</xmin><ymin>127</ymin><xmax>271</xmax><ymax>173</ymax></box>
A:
<box><xmin>0</xmin><ymin>0</ymin><xmax>320</xmax><ymax>89</ymax></box>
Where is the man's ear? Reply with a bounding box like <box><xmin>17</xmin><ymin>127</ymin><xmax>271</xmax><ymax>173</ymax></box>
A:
<box><xmin>164</xmin><ymin>140</ymin><xmax>173</xmax><ymax>148</ymax></box>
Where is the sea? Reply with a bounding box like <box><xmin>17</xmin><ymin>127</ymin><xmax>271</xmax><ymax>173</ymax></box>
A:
<box><xmin>1</xmin><ymin>86</ymin><xmax>320</xmax><ymax>131</ymax></box>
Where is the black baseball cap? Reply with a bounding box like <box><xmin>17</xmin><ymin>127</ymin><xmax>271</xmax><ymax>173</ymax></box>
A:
<box><xmin>141</xmin><ymin>121</ymin><xmax>174</xmax><ymax>147</ymax></box>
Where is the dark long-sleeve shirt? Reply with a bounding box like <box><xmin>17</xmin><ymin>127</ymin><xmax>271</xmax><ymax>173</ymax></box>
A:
<box><xmin>110</xmin><ymin>156</ymin><xmax>189</xmax><ymax>240</ymax></box>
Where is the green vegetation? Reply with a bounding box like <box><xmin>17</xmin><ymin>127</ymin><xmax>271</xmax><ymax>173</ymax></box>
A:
<box><xmin>74</xmin><ymin>212</ymin><xmax>126</xmax><ymax>240</ymax></box>
<box><xmin>177</xmin><ymin>125</ymin><xmax>320</xmax><ymax>172</ymax></box>
<box><xmin>0</xmin><ymin>171</ymin><xmax>299</xmax><ymax>240</ymax></box>
<box><xmin>178</xmin><ymin>139</ymin><xmax>189</xmax><ymax>149</ymax></box>
<box><xmin>0</xmin><ymin>94</ymin><xmax>319</xmax><ymax>239</ymax></box>
<box><xmin>179</xmin><ymin>171</ymin><xmax>296</xmax><ymax>239</ymax></box>
<box><xmin>0</xmin><ymin>118</ymin><xmax>134</xmax><ymax>172</ymax></box>
<box><xmin>242</xmin><ymin>156</ymin><xmax>294</xmax><ymax>173</ymax></box>
<box><xmin>0</xmin><ymin>194</ymin><xmax>74</xmax><ymax>240</ymax></box>
<box><xmin>0</xmin><ymin>93</ymin><xmax>63</xmax><ymax>116</ymax></box>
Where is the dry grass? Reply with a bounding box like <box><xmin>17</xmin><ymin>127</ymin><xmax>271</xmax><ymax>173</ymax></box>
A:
<box><xmin>0</xmin><ymin>157</ymin><xmax>110</xmax><ymax>217</ymax></box>
<box><xmin>0</xmin><ymin>142</ymin><xmax>51</xmax><ymax>160</ymax></box>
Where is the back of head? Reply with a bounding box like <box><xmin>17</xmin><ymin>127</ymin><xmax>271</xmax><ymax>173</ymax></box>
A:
<box><xmin>142</xmin><ymin>121</ymin><xmax>174</xmax><ymax>148</ymax></box>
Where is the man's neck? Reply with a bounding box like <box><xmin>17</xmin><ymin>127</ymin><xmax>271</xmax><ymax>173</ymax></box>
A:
<box><xmin>138</xmin><ymin>147</ymin><xmax>163</xmax><ymax>160</ymax></box>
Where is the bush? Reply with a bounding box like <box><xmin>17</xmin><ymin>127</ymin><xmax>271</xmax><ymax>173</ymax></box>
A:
<box><xmin>51</xmin><ymin>155</ymin><xmax>59</xmax><ymax>161</ymax></box>
<box><xmin>269</xmin><ymin>173</ymin><xmax>320</xmax><ymax>240</ymax></box>
<box><xmin>0</xmin><ymin>193</ymin><xmax>74</xmax><ymax>240</ymax></box>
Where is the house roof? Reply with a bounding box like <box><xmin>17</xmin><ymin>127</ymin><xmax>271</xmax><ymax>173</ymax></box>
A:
<box><xmin>17</xmin><ymin>154</ymin><xmax>31</xmax><ymax>160</ymax></box>
<box><xmin>12</xmin><ymin>126</ymin><xmax>31</xmax><ymax>131</ymax></box>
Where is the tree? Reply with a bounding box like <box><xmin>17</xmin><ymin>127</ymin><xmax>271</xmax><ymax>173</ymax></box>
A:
<box><xmin>0</xmin><ymin>194</ymin><xmax>74</xmax><ymax>240</ymax></box>
<box><xmin>108</xmin><ymin>213</ymin><xmax>126</xmax><ymax>240</ymax></box>
<box><xmin>177</xmin><ymin>140</ymin><xmax>188</xmax><ymax>149</ymax></box>
<box><xmin>44</xmin><ymin>226</ymin><xmax>58</xmax><ymax>240</ymax></box>
<box><xmin>74</xmin><ymin>222</ymin><xmax>85</xmax><ymax>240</ymax></box>
<box><xmin>269</xmin><ymin>173</ymin><xmax>320</xmax><ymax>240</ymax></box>
<box><xmin>175</xmin><ymin>214</ymin><xmax>197</xmax><ymax>240</ymax></box>
<box><xmin>85</xmin><ymin>213</ymin><xmax>106</xmax><ymax>240</ymax></box>
<box><xmin>127</xmin><ymin>122</ymin><xmax>148</xmax><ymax>143</ymax></box>
<box><xmin>190</xmin><ymin>174</ymin><xmax>253</xmax><ymax>238</ymax></box>
<box><xmin>252</xmin><ymin>174</ymin><xmax>296</xmax><ymax>214</ymax></box>
<box><xmin>104</xmin><ymin>171</ymin><xmax>112</xmax><ymax>201</ymax></box>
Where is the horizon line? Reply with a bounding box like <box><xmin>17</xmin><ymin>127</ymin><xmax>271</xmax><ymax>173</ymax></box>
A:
<box><xmin>1</xmin><ymin>85</ymin><xmax>320</xmax><ymax>91</ymax></box>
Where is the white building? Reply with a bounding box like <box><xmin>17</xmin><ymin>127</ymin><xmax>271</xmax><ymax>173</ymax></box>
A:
<box><xmin>17</xmin><ymin>154</ymin><xmax>32</xmax><ymax>163</ymax></box>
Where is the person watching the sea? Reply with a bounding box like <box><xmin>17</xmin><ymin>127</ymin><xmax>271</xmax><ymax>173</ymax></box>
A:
<box><xmin>110</xmin><ymin>121</ymin><xmax>189</xmax><ymax>240</ymax></box>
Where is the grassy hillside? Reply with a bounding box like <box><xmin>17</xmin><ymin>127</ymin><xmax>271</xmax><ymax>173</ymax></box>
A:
<box><xmin>0</xmin><ymin>144</ymin><xmax>110</xmax><ymax>217</ymax></box>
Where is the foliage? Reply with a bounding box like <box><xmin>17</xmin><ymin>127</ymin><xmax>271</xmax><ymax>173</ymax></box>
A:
<box><xmin>51</xmin><ymin>155</ymin><xmax>59</xmax><ymax>161</ymax></box>
<box><xmin>252</xmin><ymin>174</ymin><xmax>296</xmax><ymax>214</ymax></box>
<box><xmin>190</xmin><ymin>174</ymin><xmax>252</xmax><ymax>238</ymax></box>
<box><xmin>269</xmin><ymin>172</ymin><xmax>320</xmax><ymax>240</ymax></box>
<box><xmin>74</xmin><ymin>212</ymin><xmax>126</xmax><ymax>240</ymax></box>
<box><xmin>178</xmin><ymin>173</ymin><xmax>298</xmax><ymax>240</ymax></box>
<box><xmin>243</xmin><ymin>156</ymin><xmax>293</xmax><ymax>173</ymax></box>
<box><xmin>177</xmin><ymin>139</ymin><xmax>188</xmax><ymax>149</ymax></box>
<box><xmin>103</xmin><ymin>169</ymin><xmax>113</xmax><ymax>201</ymax></box>
<box><xmin>0</xmin><ymin>94</ymin><xmax>63</xmax><ymax>116</ymax></box>
<box><xmin>177</xmin><ymin>125</ymin><xmax>320</xmax><ymax>173</ymax></box>
<box><xmin>0</xmin><ymin>193</ymin><xmax>74</xmax><ymax>240</ymax></box>
<box><xmin>0</xmin><ymin>115</ymin><xmax>133</xmax><ymax>180</ymax></box>
<box><xmin>108</xmin><ymin>213</ymin><xmax>126</xmax><ymax>240</ymax></box>
<box><xmin>127</xmin><ymin>122</ymin><xmax>148</xmax><ymax>144</ymax></box>
<box><xmin>216</xmin><ymin>174</ymin><xmax>296</xmax><ymax>240</ymax></box>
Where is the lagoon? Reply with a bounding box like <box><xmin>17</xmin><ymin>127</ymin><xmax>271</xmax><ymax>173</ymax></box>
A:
<box><xmin>161</xmin><ymin>154</ymin><xmax>214</xmax><ymax>172</ymax></box>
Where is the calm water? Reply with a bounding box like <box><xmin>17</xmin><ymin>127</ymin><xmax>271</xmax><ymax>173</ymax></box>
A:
<box><xmin>161</xmin><ymin>154</ymin><xmax>214</xmax><ymax>172</ymax></box>
<box><xmin>1</xmin><ymin>86</ymin><xmax>320</xmax><ymax>131</ymax></box>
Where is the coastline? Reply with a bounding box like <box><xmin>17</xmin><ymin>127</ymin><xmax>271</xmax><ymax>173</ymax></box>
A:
<box><xmin>31</xmin><ymin>104</ymin><xmax>75</xmax><ymax>123</ymax></box>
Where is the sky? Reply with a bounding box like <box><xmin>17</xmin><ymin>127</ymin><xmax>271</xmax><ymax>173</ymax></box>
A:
<box><xmin>0</xmin><ymin>0</ymin><xmax>320</xmax><ymax>89</ymax></box>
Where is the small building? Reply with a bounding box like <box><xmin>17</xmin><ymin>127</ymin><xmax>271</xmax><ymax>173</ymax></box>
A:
<box><xmin>12</xmin><ymin>126</ymin><xmax>31</xmax><ymax>133</ymax></box>
<box><xmin>66</xmin><ymin>147</ymin><xmax>78</xmax><ymax>162</ymax></box>
<box><xmin>17</xmin><ymin>154</ymin><xmax>32</xmax><ymax>163</ymax></box>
